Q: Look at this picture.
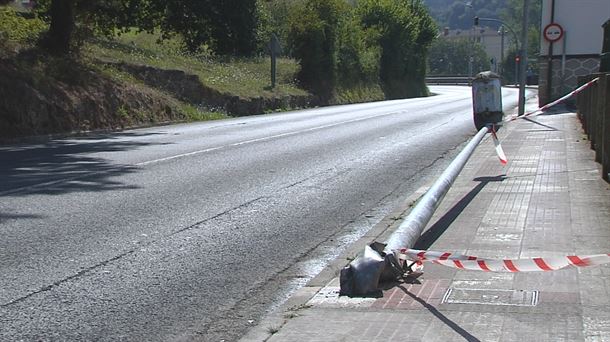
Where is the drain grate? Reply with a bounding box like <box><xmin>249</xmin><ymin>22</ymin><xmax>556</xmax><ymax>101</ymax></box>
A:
<box><xmin>442</xmin><ymin>288</ymin><xmax>539</xmax><ymax>306</ymax></box>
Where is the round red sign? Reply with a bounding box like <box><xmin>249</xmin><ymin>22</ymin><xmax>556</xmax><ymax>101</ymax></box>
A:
<box><xmin>543</xmin><ymin>23</ymin><xmax>564</xmax><ymax>42</ymax></box>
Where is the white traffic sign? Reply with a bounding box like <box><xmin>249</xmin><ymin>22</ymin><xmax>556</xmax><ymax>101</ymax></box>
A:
<box><xmin>543</xmin><ymin>23</ymin><xmax>564</xmax><ymax>42</ymax></box>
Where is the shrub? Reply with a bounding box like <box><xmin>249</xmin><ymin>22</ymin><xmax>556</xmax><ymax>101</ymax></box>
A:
<box><xmin>0</xmin><ymin>6</ymin><xmax>46</xmax><ymax>49</ymax></box>
<box><xmin>427</xmin><ymin>38</ymin><xmax>491</xmax><ymax>76</ymax></box>
<box><xmin>336</xmin><ymin>10</ymin><xmax>380</xmax><ymax>88</ymax></box>
<box><xmin>287</xmin><ymin>0</ymin><xmax>345</xmax><ymax>103</ymax></box>
<box><xmin>357</xmin><ymin>0</ymin><xmax>436</xmax><ymax>99</ymax></box>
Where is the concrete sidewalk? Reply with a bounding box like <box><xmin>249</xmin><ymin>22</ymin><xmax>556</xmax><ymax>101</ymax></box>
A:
<box><xmin>242</xmin><ymin>98</ymin><xmax>610</xmax><ymax>342</ymax></box>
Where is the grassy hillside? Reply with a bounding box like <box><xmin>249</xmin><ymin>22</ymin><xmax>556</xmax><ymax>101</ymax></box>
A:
<box><xmin>0</xmin><ymin>3</ymin><xmax>388</xmax><ymax>140</ymax></box>
<box><xmin>88</xmin><ymin>31</ymin><xmax>308</xmax><ymax>99</ymax></box>
<box><xmin>0</xmin><ymin>6</ymin><xmax>314</xmax><ymax>140</ymax></box>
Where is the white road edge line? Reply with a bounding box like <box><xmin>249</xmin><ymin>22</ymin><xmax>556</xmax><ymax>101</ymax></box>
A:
<box><xmin>2</xmin><ymin>91</ymin><xmax>487</xmax><ymax>196</ymax></box>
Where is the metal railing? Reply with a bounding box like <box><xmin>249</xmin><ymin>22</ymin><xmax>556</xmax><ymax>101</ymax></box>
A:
<box><xmin>577</xmin><ymin>73</ymin><xmax>610</xmax><ymax>182</ymax></box>
<box><xmin>425</xmin><ymin>76</ymin><xmax>472</xmax><ymax>85</ymax></box>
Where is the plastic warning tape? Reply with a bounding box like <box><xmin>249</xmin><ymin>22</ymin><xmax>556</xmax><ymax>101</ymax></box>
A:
<box><xmin>490</xmin><ymin>127</ymin><xmax>507</xmax><ymax>165</ymax></box>
<box><xmin>398</xmin><ymin>248</ymin><xmax>610</xmax><ymax>272</ymax></box>
<box><xmin>505</xmin><ymin>77</ymin><xmax>599</xmax><ymax>122</ymax></box>
<box><xmin>490</xmin><ymin>78</ymin><xmax>600</xmax><ymax>166</ymax></box>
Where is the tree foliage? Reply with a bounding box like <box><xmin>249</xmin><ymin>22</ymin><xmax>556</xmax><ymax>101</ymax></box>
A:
<box><xmin>35</xmin><ymin>0</ymin><xmax>260</xmax><ymax>56</ymax></box>
<box><xmin>424</xmin><ymin>0</ymin><xmax>507</xmax><ymax>30</ymax></box>
<box><xmin>23</xmin><ymin>0</ymin><xmax>440</xmax><ymax>101</ymax></box>
<box><xmin>500</xmin><ymin>0</ymin><xmax>541</xmax><ymax>58</ymax></box>
<box><xmin>427</xmin><ymin>38</ymin><xmax>490</xmax><ymax>75</ymax></box>
<box><xmin>287</xmin><ymin>0</ymin><xmax>345</xmax><ymax>103</ymax></box>
<box><xmin>336</xmin><ymin>11</ymin><xmax>379</xmax><ymax>87</ymax></box>
<box><xmin>154</xmin><ymin>0</ymin><xmax>259</xmax><ymax>55</ymax></box>
<box><xmin>35</xmin><ymin>0</ymin><xmax>154</xmax><ymax>54</ymax></box>
<box><xmin>357</xmin><ymin>0</ymin><xmax>437</xmax><ymax>99</ymax></box>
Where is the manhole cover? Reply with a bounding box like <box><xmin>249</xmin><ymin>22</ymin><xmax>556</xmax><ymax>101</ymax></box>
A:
<box><xmin>442</xmin><ymin>288</ymin><xmax>539</xmax><ymax>306</ymax></box>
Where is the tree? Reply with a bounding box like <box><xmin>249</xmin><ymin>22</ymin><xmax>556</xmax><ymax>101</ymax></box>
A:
<box><xmin>358</xmin><ymin>0</ymin><xmax>437</xmax><ymax>99</ymax></box>
<box><xmin>37</xmin><ymin>0</ymin><xmax>150</xmax><ymax>55</ymax></box>
<box><xmin>287</xmin><ymin>0</ymin><xmax>345</xmax><ymax>103</ymax></box>
<box><xmin>500</xmin><ymin>0</ymin><xmax>541</xmax><ymax>58</ymax></box>
<box><xmin>427</xmin><ymin>38</ymin><xmax>490</xmax><ymax>75</ymax></box>
<box><xmin>336</xmin><ymin>10</ymin><xmax>379</xmax><ymax>87</ymax></box>
<box><xmin>43</xmin><ymin>0</ymin><xmax>75</xmax><ymax>54</ymax></box>
<box><xmin>157</xmin><ymin>0</ymin><xmax>259</xmax><ymax>55</ymax></box>
<box><xmin>36</xmin><ymin>0</ymin><xmax>260</xmax><ymax>56</ymax></box>
<box><xmin>425</xmin><ymin>0</ymin><xmax>507</xmax><ymax>30</ymax></box>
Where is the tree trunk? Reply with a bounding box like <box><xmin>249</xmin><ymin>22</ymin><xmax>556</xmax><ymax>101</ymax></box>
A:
<box><xmin>46</xmin><ymin>0</ymin><xmax>75</xmax><ymax>54</ymax></box>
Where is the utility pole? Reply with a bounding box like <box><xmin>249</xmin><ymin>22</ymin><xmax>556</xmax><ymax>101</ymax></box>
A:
<box><xmin>499</xmin><ymin>26</ymin><xmax>505</xmax><ymax>75</ymax></box>
<box><xmin>518</xmin><ymin>0</ymin><xmax>530</xmax><ymax>116</ymax></box>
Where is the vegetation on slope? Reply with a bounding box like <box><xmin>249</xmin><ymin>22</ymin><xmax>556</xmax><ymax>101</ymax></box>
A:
<box><xmin>1</xmin><ymin>0</ymin><xmax>439</xmax><ymax>140</ymax></box>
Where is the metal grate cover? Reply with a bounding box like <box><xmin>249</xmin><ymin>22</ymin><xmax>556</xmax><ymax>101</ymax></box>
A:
<box><xmin>442</xmin><ymin>288</ymin><xmax>539</xmax><ymax>306</ymax></box>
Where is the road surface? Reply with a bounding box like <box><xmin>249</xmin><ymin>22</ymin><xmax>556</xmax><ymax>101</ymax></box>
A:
<box><xmin>0</xmin><ymin>86</ymin><xmax>520</xmax><ymax>341</ymax></box>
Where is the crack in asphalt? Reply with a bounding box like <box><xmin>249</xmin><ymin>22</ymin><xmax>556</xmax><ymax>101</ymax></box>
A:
<box><xmin>0</xmin><ymin>163</ymin><xmax>358</xmax><ymax>309</ymax></box>
<box><xmin>0</xmin><ymin>249</ymin><xmax>136</xmax><ymax>308</ymax></box>
<box><xmin>0</xmin><ymin>195</ymin><xmax>268</xmax><ymax>308</ymax></box>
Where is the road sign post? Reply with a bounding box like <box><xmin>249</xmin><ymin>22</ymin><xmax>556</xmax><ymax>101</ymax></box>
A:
<box><xmin>269</xmin><ymin>34</ymin><xmax>282</xmax><ymax>89</ymax></box>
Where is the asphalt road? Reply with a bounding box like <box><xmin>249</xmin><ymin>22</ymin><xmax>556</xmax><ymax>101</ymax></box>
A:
<box><xmin>0</xmin><ymin>86</ymin><xmax>520</xmax><ymax>341</ymax></box>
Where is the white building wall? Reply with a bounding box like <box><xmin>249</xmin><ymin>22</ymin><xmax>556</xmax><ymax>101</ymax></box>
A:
<box><xmin>539</xmin><ymin>0</ymin><xmax>610</xmax><ymax>105</ymax></box>
<box><xmin>540</xmin><ymin>0</ymin><xmax>610</xmax><ymax>56</ymax></box>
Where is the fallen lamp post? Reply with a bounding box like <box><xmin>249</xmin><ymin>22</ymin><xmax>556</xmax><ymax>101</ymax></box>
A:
<box><xmin>340</xmin><ymin>72</ymin><xmax>504</xmax><ymax>297</ymax></box>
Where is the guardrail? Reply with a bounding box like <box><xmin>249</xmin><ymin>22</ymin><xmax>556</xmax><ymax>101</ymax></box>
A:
<box><xmin>425</xmin><ymin>76</ymin><xmax>473</xmax><ymax>85</ymax></box>
<box><xmin>577</xmin><ymin>73</ymin><xmax>610</xmax><ymax>182</ymax></box>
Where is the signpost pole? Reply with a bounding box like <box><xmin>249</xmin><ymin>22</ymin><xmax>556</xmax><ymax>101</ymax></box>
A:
<box><xmin>543</xmin><ymin>22</ymin><xmax>565</xmax><ymax>102</ymax></box>
<box><xmin>518</xmin><ymin>0</ymin><xmax>530</xmax><ymax>116</ymax></box>
<box><xmin>269</xmin><ymin>34</ymin><xmax>282</xmax><ymax>89</ymax></box>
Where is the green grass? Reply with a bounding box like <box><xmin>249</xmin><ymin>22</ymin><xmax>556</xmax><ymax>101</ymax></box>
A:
<box><xmin>87</xmin><ymin>30</ymin><xmax>308</xmax><ymax>99</ymax></box>
<box><xmin>334</xmin><ymin>84</ymin><xmax>385</xmax><ymax>105</ymax></box>
<box><xmin>96</xmin><ymin>63</ymin><xmax>229</xmax><ymax>123</ymax></box>
<box><xmin>179</xmin><ymin>104</ymin><xmax>228</xmax><ymax>122</ymax></box>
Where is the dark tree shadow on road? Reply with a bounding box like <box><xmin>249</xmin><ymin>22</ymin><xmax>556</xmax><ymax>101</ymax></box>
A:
<box><xmin>413</xmin><ymin>175</ymin><xmax>506</xmax><ymax>250</ymax></box>
<box><xmin>0</xmin><ymin>131</ymin><xmax>169</xmax><ymax>197</ymax></box>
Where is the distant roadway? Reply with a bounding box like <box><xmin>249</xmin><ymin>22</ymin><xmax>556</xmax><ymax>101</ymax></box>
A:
<box><xmin>0</xmin><ymin>86</ymin><xmax>520</xmax><ymax>341</ymax></box>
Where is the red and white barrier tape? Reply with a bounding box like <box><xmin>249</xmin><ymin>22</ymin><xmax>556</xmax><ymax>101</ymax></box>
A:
<box><xmin>490</xmin><ymin>127</ymin><xmax>507</xmax><ymax>165</ymax></box>
<box><xmin>398</xmin><ymin>248</ymin><xmax>610</xmax><ymax>272</ymax></box>
<box><xmin>505</xmin><ymin>77</ymin><xmax>599</xmax><ymax>122</ymax></box>
<box><xmin>489</xmin><ymin>77</ymin><xmax>599</xmax><ymax>165</ymax></box>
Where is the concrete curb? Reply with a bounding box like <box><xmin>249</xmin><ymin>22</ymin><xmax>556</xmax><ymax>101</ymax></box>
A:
<box><xmin>239</xmin><ymin>185</ymin><xmax>431</xmax><ymax>342</ymax></box>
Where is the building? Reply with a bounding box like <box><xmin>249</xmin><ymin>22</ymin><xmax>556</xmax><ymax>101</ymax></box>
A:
<box><xmin>539</xmin><ymin>0</ymin><xmax>610</xmax><ymax>105</ymax></box>
<box><xmin>443</xmin><ymin>26</ymin><xmax>514</xmax><ymax>75</ymax></box>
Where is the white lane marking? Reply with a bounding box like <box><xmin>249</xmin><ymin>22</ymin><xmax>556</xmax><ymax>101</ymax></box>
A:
<box><xmin>136</xmin><ymin>109</ymin><xmax>408</xmax><ymax>166</ymax></box>
<box><xmin>2</xmin><ymin>94</ymin><xmax>473</xmax><ymax>195</ymax></box>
